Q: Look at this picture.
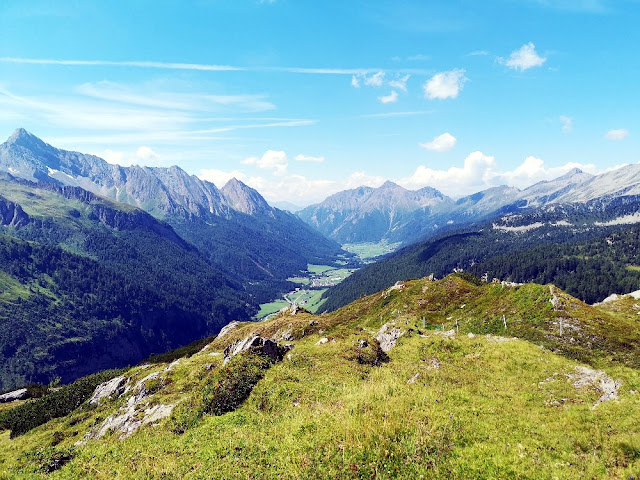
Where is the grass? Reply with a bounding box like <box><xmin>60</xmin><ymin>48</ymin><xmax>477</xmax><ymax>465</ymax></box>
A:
<box><xmin>288</xmin><ymin>288</ymin><xmax>327</xmax><ymax>313</ymax></box>
<box><xmin>0</xmin><ymin>271</ymin><xmax>30</xmax><ymax>302</ymax></box>
<box><xmin>307</xmin><ymin>264</ymin><xmax>334</xmax><ymax>275</ymax></box>
<box><xmin>255</xmin><ymin>299</ymin><xmax>290</xmax><ymax>319</ymax></box>
<box><xmin>286</xmin><ymin>276</ymin><xmax>309</xmax><ymax>285</ymax></box>
<box><xmin>342</xmin><ymin>241</ymin><xmax>402</xmax><ymax>262</ymax></box>
<box><xmin>627</xmin><ymin>265</ymin><xmax>640</xmax><ymax>272</ymax></box>
<box><xmin>2</xmin><ymin>274</ymin><xmax>640</xmax><ymax>478</ymax></box>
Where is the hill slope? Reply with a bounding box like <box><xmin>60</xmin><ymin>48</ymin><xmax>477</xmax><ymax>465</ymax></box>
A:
<box><xmin>0</xmin><ymin>129</ymin><xmax>349</xmax><ymax>302</ymax></box>
<box><xmin>320</xmin><ymin>194</ymin><xmax>640</xmax><ymax>312</ymax></box>
<box><xmin>0</xmin><ymin>275</ymin><xmax>639</xmax><ymax>478</ymax></box>
<box><xmin>0</xmin><ymin>176</ymin><xmax>250</xmax><ymax>390</ymax></box>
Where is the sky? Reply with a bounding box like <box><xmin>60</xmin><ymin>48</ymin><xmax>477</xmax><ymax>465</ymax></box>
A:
<box><xmin>1</xmin><ymin>0</ymin><xmax>639</xmax><ymax>206</ymax></box>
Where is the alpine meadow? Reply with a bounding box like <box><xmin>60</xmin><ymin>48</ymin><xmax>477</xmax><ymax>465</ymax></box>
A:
<box><xmin>1</xmin><ymin>1</ymin><xmax>639</xmax><ymax>479</ymax></box>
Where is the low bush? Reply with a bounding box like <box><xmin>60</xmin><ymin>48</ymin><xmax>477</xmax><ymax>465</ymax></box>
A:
<box><xmin>0</xmin><ymin>368</ymin><xmax>126</xmax><ymax>438</ymax></box>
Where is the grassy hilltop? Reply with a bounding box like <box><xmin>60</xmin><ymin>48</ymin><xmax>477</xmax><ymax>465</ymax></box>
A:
<box><xmin>1</xmin><ymin>274</ymin><xmax>639</xmax><ymax>479</ymax></box>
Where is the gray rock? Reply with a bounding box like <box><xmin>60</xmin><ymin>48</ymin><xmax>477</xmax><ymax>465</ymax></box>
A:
<box><xmin>217</xmin><ymin>321</ymin><xmax>240</xmax><ymax>339</ymax></box>
<box><xmin>0</xmin><ymin>388</ymin><xmax>28</xmax><ymax>403</ymax></box>
<box><xmin>223</xmin><ymin>335</ymin><xmax>293</xmax><ymax>365</ymax></box>
<box><xmin>316</xmin><ymin>337</ymin><xmax>329</xmax><ymax>345</ymax></box>
<box><xmin>566</xmin><ymin>366</ymin><xmax>620</xmax><ymax>406</ymax></box>
<box><xmin>375</xmin><ymin>323</ymin><xmax>405</xmax><ymax>352</ymax></box>
<box><xmin>89</xmin><ymin>376</ymin><xmax>128</xmax><ymax>405</ymax></box>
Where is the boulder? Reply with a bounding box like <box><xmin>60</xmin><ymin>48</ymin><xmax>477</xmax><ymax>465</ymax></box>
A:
<box><xmin>223</xmin><ymin>335</ymin><xmax>293</xmax><ymax>365</ymax></box>
<box><xmin>89</xmin><ymin>376</ymin><xmax>127</xmax><ymax>405</ymax></box>
<box><xmin>0</xmin><ymin>388</ymin><xmax>28</xmax><ymax>403</ymax></box>
<box><xmin>217</xmin><ymin>321</ymin><xmax>240</xmax><ymax>339</ymax></box>
<box><xmin>375</xmin><ymin>323</ymin><xmax>405</xmax><ymax>352</ymax></box>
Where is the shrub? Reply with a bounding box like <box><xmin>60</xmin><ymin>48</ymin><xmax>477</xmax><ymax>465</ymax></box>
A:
<box><xmin>0</xmin><ymin>368</ymin><xmax>126</xmax><ymax>438</ymax></box>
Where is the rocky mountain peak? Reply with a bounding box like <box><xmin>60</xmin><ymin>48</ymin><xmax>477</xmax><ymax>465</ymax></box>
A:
<box><xmin>221</xmin><ymin>177</ymin><xmax>272</xmax><ymax>216</ymax></box>
<box><xmin>6</xmin><ymin>128</ymin><xmax>50</xmax><ymax>151</ymax></box>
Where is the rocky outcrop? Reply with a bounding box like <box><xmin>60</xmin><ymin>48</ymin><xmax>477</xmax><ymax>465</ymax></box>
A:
<box><xmin>216</xmin><ymin>321</ymin><xmax>240</xmax><ymax>339</ymax></box>
<box><xmin>89</xmin><ymin>376</ymin><xmax>128</xmax><ymax>405</ymax></box>
<box><xmin>223</xmin><ymin>335</ymin><xmax>293</xmax><ymax>365</ymax></box>
<box><xmin>0</xmin><ymin>388</ymin><xmax>28</xmax><ymax>403</ymax></box>
<box><xmin>375</xmin><ymin>323</ymin><xmax>406</xmax><ymax>352</ymax></box>
<box><xmin>0</xmin><ymin>196</ymin><xmax>29</xmax><ymax>227</ymax></box>
<box><xmin>566</xmin><ymin>366</ymin><xmax>620</xmax><ymax>406</ymax></box>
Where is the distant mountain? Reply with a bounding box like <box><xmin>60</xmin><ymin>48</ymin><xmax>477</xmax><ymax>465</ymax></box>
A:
<box><xmin>298</xmin><ymin>181</ymin><xmax>453</xmax><ymax>244</ymax></box>
<box><xmin>319</xmin><ymin>192</ymin><xmax>640</xmax><ymax>312</ymax></box>
<box><xmin>298</xmin><ymin>165</ymin><xmax>640</xmax><ymax>247</ymax></box>
<box><xmin>271</xmin><ymin>200</ymin><xmax>304</xmax><ymax>213</ymax></box>
<box><xmin>0</xmin><ymin>129</ymin><xmax>350</xmax><ymax>303</ymax></box>
<box><xmin>0</xmin><ymin>175</ymin><xmax>251</xmax><ymax>390</ymax></box>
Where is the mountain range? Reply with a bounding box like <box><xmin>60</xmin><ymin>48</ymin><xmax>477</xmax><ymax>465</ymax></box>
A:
<box><xmin>0</xmin><ymin>129</ymin><xmax>349</xmax><ymax>389</ymax></box>
<box><xmin>298</xmin><ymin>165</ymin><xmax>640</xmax><ymax>246</ymax></box>
<box><xmin>0</xmin><ymin>129</ymin><xmax>349</xmax><ymax>303</ymax></box>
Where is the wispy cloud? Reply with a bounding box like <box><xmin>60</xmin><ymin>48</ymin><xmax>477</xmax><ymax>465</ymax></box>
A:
<box><xmin>559</xmin><ymin>115</ymin><xmax>572</xmax><ymax>133</ymax></box>
<box><xmin>605</xmin><ymin>128</ymin><xmax>629</xmax><ymax>140</ymax></box>
<box><xmin>0</xmin><ymin>57</ymin><xmax>432</xmax><ymax>76</ymax></box>
<box><xmin>295</xmin><ymin>154</ymin><xmax>324</xmax><ymax>163</ymax></box>
<box><xmin>359</xmin><ymin>110</ymin><xmax>433</xmax><ymax>119</ymax></box>
<box><xmin>378</xmin><ymin>91</ymin><xmax>399</xmax><ymax>104</ymax></box>
<box><xmin>389</xmin><ymin>74</ymin><xmax>410</xmax><ymax>92</ymax></box>
<box><xmin>524</xmin><ymin>0</ymin><xmax>609</xmax><ymax>13</ymax></box>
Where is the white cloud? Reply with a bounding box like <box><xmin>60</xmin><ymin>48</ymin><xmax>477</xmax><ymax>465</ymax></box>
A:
<box><xmin>199</xmin><ymin>168</ymin><xmax>247</xmax><ymax>187</ymax></box>
<box><xmin>351</xmin><ymin>75</ymin><xmax>360</xmax><ymax>88</ymax></box>
<box><xmin>102</xmin><ymin>149</ymin><xmax>124</xmax><ymax>165</ymax></box>
<box><xmin>605</xmin><ymin>128</ymin><xmax>629</xmax><ymax>141</ymax></box>
<box><xmin>468</xmin><ymin>50</ymin><xmax>489</xmax><ymax>56</ymax></box>
<box><xmin>423</xmin><ymin>69</ymin><xmax>467</xmax><ymax>100</ymax></box>
<box><xmin>378</xmin><ymin>91</ymin><xmax>399</xmax><ymax>104</ymax></box>
<box><xmin>399</xmin><ymin>152</ymin><xmax>607</xmax><ymax>196</ymax></box>
<box><xmin>419</xmin><ymin>133</ymin><xmax>457</xmax><ymax>152</ymax></box>
<box><xmin>501</xmin><ymin>42</ymin><xmax>546</xmax><ymax>71</ymax></box>
<box><xmin>295</xmin><ymin>154</ymin><xmax>324</xmax><ymax>163</ymax></box>
<box><xmin>136</xmin><ymin>145</ymin><xmax>159</xmax><ymax>163</ymax></box>
<box><xmin>244</xmin><ymin>171</ymin><xmax>385</xmax><ymax>206</ymax></box>
<box><xmin>364</xmin><ymin>71</ymin><xmax>385</xmax><ymax>87</ymax></box>
<box><xmin>559</xmin><ymin>115</ymin><xmax>572</xmax><ymax>133</ymax></box>
<box><xmin>389</xmin><ymin>75</ymin><xmax>410</xmax><ymax>92</ymax></box>
<box><xmin>242</xmin><ymin>150</ymin><xmax>288</xmax><ymax>175</ymax></box>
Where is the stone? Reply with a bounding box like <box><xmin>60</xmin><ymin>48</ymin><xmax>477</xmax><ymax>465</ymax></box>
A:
<box><xmin>89</xmin><ymin>376</ymin><xmax>127</xmax><ymax>405</ymax></box>
<box><xmin>407</xmin><ymin>373</ymin><xmax>420</xmax><ymax>384</ymax></box>
<box><xmin>566</xmin><ymin>365</ymin><xmax>620</xmax><ymax>406</ymax></box>
<box><xmin>316</xmin><ymin>337</ymin><xmax>329</xmax><ymax>345</ymax></box>
<box><xmin>375</xmin><ymin>323</ymin><xmax>405</xmax><ymax>353</ymax></box>
<box><xmin>0</xmin><ymin>388</ymin><xmax>28</xmax><ymax>403</ymax></box>
<box><xmin>217</xmin><ymin>321</ymin><xmax>240</xmax><ymax>339</ymax></box>
<box><xmin>223</xmin><ymin>335</ymin><xmax>293</xmax><ymax>365</ymax></box>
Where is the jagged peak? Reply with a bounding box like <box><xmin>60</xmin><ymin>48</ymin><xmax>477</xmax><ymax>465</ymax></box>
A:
<box><xmin>221</xmin><ymin>177</ymin><xmax>271</xmax><ymax>215</ymax></box>
<box><xmin>5</xmin><ymin>128</ymin><xmax>48</xmax><ymax>148</ymax></box>
<box><xmin>378</xmin><ymin>180</ymin><xmax>402</xmax><ymax>190</ymax></box>
<box><xmin>556</xmin><ymin>167</ymin><xmax>591</xmax><ymax>181</ymax></box>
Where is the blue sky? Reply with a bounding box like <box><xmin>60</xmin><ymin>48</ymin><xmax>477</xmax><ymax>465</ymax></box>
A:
<box><xmin>0</xmin><ymin>0</ymin><xmax>638</xmax><ymax>205</ymax></box>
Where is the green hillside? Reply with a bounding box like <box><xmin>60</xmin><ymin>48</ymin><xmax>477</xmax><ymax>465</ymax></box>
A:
<box><xmin>0</xmin><ymin>179</ymin><xmax>250</xmax><ymax>390</ymax></box>
<box><xmin>320</xmin><ymin>223</ymin><xmax>640</xmax><ymax>313</ymax></box>
<box><xmin>1</xmin><ymin>275</ymin><xmax>638</xmax><ymax>478</ymax></box>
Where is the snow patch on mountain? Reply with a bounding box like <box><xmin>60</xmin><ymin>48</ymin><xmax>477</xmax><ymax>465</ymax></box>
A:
<box><xmin>594</xmin><ymin>212</ymin><xmax>640</xmax><ymax>226</ymax></box>
<box><xmin>493</xmin><ymin>222</ymin><xmax>544</xmax><ymax>233</ymax></box>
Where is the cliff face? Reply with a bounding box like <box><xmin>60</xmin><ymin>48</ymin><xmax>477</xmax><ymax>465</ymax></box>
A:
<box><xmin>0</xmin><ymin>196</ymin><xmax>29</xmax><ymax>227</ymax></box>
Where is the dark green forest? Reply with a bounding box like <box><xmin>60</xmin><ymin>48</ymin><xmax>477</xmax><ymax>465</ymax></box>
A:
<box><xmin>320</xmin><ymin>224</ymin><xmax>640</xmax><ymax>312</ymax></box>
